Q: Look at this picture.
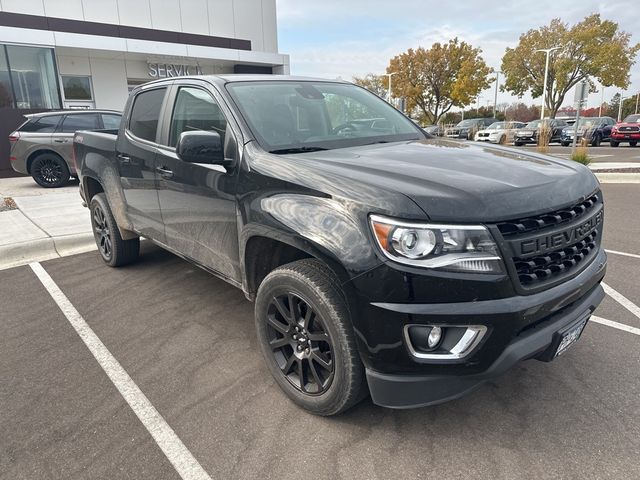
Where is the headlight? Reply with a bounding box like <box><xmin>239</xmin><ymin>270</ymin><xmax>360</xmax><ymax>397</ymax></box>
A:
<box><xmin>369</xmin><ymin>215</ymin><xmax>504</xmax><ymax>273</ymax></box>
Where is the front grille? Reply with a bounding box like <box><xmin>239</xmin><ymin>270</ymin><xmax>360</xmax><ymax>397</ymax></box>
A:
<box><xmin>514</xmin><ymin>230</ymin><xmax>598</xmax><ymax>285</ymax></box>
<box><xmin>497</xmin><ymin>194</ymin><xmax>599</xmax><ymax>236</ymax></box>
<box><xmin>496</xmin><ymin>192</ymin><xmax>602</xmax><ymax>289</ymax></box>
<box><xmin>618</xmin><ymin>126</ymin><xmax>639</xmax><ymax>132</ymax></box>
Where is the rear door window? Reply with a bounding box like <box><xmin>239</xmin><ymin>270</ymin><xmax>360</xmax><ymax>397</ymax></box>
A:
<box><xmin>102</xmin><ymin>114</ymin><xmax>121</xmax><ymax>130</ymax></box>
<box><xmin>18</xmin><ymin>115</ymin><xmax>62</xmax><ymax>133</ymax></box>
<box><xmin>59</xmin><ymin>113</ymin><xmax>101</xmax><ymax>133</ymax></box>
<box><xmin>129</xmin><ymin>88</ymin><xmax>167</xmax><ymax>142</ymax></box>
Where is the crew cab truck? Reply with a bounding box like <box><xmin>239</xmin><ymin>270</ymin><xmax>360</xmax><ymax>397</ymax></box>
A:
<box><xmin>74</xmin><ymin>75</ymin><xmax>606</xmax><ymax>415</ymax></box>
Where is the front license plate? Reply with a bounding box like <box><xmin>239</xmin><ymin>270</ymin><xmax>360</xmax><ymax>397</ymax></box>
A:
<box><xmin>555</xmin><ymin>318</ymin><xmax>588</xmax><ymax>357</ymax></box>
<box><xmin>624</xmin><ymin>135</ymin><xmax>631</xmax><ymax>139</ymax></box>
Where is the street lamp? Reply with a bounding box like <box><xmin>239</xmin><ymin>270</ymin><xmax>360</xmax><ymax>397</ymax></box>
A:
<box><xmin>618</xmin><ymin>94</ymin><xmax>626</xmax><ymax>121</ymax></box>
<box><xmin>535</xmin><ymin>47</ymin><xmax>562</xmax><ymax>120</ymax></box>
<box><xmin>493</xmin><ymin>71</ymin><xmax>502</xmax><ymax>117</ymax></box>
<box><xmin>383</xmin><ymin>72</ymin><xmax>397</xmax><ymax>105</ymax></box>
<box><xmin>636</xmin><ymin>91</ymin><xmax>639</xmax><ymax>114</ymax></box>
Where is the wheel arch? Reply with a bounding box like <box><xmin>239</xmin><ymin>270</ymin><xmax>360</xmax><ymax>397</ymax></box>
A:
<box><xmin>242</xmin><ymin>233</ymin><xmax>351</xmax><ymax>301</ymax></box>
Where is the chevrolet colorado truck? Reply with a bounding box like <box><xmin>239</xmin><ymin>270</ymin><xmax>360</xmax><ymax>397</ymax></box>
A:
<box><xmin>74</xmin><ymin>75</ymin><xmax>606</xmax><ymax>415</ymax></box>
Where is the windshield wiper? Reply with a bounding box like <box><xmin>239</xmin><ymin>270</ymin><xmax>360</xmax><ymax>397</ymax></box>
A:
<box><xmin>269</xmin><ymin>146</ymin><xmax>329</xmax><ymax>154</ymax></box>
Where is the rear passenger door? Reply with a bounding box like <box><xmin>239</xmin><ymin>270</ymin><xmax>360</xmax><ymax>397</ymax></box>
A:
<box><xmin>54</xmin><ymin>113</ymin><xmax>101</xmax><ymax>172</ymax></box>
<box><xmin>116</xmin><ymin>86</ymin><xmax>170</xmax><ymax>243</ymax></box>
<box><xmin>154</xmin><ymin>82</ymin><xmax>241</xmax><ymax>282</ymax></box>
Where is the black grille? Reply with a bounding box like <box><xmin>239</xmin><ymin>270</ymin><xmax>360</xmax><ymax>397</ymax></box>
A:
<box><xmin>514</xmin><ymin>230</ymin><xmax>599</xmax><ymax>286</ymax></box>
<box><xmin>497</xmin><ymin>194</ymin><xmax>599</xmax><ymax>236</ymax></box>
<box><xmin>618</xmin><ymin>126</ymin><xmax>639</xmax><ymax>132</ymax></box>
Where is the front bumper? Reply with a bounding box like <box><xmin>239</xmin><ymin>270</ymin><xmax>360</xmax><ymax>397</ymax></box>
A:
<box><xmin>611</xmin><ymin>132</ymin><xmax>640</xmax><ymax>141</ymax></box>
<box><xmin>366</xmin><ymin>281</ymin><xmax>604</xmax><ymax>408</ymax></box>
<box><xmin>347</xmin><ymin>247</ymin><xmax>606</xmax><ymax>408</ymax></box>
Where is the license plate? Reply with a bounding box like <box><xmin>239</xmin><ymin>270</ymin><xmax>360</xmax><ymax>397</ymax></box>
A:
<box><xmin>555</xmin><ymin>318</ymin><xmax>588</xmax><ymax>357</ymax></box>
<box><xmin>624</xmin><ymin>135</ymin><xmax>631</xmax><ymax>139</ymax></box>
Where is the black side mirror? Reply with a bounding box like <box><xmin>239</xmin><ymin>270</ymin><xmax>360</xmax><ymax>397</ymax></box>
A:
<box><xmin>176</xmin><ymin>130</ymin><xmax>227</xmax><ymax>165</ymax></box>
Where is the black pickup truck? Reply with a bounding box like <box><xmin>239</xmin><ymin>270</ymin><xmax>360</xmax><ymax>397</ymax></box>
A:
<box><xmin>74</xmin><ymin>75</ymin><xmax>606</xmax><ymax>415</ymax></box>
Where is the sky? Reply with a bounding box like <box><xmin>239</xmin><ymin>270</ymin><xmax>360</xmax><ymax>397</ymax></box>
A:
<box><xmin>275</xmin><ymin>0</ymin><xmax>640</xmax><ymax>111</ymax></box>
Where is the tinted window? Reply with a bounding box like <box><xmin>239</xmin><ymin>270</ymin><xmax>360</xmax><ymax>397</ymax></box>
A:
<box><xmin>169</xmin><ymin>87</ymin><xmax>227</xmax><ymax>147</ymax></box>
<box><xmin>59</xmin><ymin>113</ymin><xmax>100</xmax><ymax>133</ymax></box>
<box><xmin>102</xmin><ymin>114</ymin><xmax>121</xmax><ymax>130</ymax></box>
<box><xmin>129</xmin><ymin>88</ymin><xmax>166</xmax><ymax>142</ymax></box>
<box><xmin>62</xmin><ymin>76</ymin><xmax>93</xmax><ymax>100</ymax></box>
<box><xmin>18</xmin><ymin>115</ymin><xmax>62</xmax><ymax>133</ymax></box>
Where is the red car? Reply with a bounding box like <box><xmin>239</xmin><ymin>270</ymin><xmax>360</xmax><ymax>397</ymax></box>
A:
<box><xmin>610</xmin><ymin>114</ymin><xmax>640</xmax><ymax>147</ymax></box>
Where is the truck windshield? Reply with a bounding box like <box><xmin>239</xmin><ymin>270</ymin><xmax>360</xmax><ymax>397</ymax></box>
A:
<box><xmin>225</xmin><ymin>81</ymin><xmax>423</xmax><ymax>153</ymax></box>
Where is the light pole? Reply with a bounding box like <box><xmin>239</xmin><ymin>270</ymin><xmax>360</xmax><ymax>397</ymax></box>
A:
<box><xmin>618</xmin><ymin>94</ymin><xmax>626</xmax><ymax>121</ymax></box>
<box><xmin>493</xmin><ymin>71</ymin><xmax>501</xmax><ymax>117</ymax></box>
<box><xmin>535</xmin><ymin>47</ymin><xmax>562</xmax><ymax>120</ymax></box>
<box><xmin>384</xmin><ymin>72</ymin><xmax>397</xmax><ymax>106</ymax></box>
<box><xmin>636</xmin><ymin>91</ymin><xmax>639</xmax><ymax>114</ymax></box>
<box><xmin>598</xmin><ymin>86</ymin><xmax>604</xmax><ymax>117</ymax></box>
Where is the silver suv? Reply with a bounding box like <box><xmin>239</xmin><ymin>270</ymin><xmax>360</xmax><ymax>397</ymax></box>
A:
<box><xmin>9</xmin><ymin>110</ymin><xmax>121</xmax><ymax>188</ymax></box>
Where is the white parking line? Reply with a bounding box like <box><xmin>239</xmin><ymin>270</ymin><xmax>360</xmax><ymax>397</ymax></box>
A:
<box><xmin>29</xmin><ymin>262</ymin><xmax>212</xmax><ymax>480</ymax></box>
<box><xmin>605</xmin><ymin>249</ymin><xmax>640</xmax><ymax>260</ymax></box>
<box><xmin>591</xmin><ymin>316</ymin><xmax>640</xmax><ymax>336</ymax></box>
<box><xmin>602</xmin><ymin>282</ymin><xmax>640</xmax><ymax>321</ymax></box>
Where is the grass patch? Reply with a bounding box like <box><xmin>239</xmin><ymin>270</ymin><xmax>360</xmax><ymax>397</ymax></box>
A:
<box><xmin>570</xmin><ymin>145</ymin><xmax>591</xmax><ymax>165</ymax></box>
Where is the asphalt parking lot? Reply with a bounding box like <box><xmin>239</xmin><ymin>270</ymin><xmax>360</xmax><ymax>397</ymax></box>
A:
<box><xmin>503</xmin><ymin>143</ymin><xmax>640</xmax><ymax>164</ymax></box>
<box><xmin>1</xmin><ymin>184</ymin><xmax>640</xmax><ymax>480</ymax></box>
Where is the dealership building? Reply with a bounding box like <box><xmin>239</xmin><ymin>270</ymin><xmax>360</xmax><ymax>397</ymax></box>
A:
<box><xmin>0</xmin><ymin>0</ymin><xmax>289</xmax><ymax>173</ymax></box>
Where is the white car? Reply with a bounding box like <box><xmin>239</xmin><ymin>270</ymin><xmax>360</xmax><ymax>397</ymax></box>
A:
<box><xmin>474</xmin><ymin>121</ymin><xmax>526</xmax><ymax>144</ymax></box>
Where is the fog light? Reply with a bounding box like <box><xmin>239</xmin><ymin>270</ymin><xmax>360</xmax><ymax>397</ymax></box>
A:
<box><xmin>427</xmin><ymin>326</ymin><xmax>442</xmax><ymax>348</ymax></box>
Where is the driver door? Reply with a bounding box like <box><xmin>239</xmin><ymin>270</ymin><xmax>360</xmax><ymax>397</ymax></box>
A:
<box><xmin>155</xmin><ymin>83</ymin><xmax>241</xmax><ymax>282</ymax></box>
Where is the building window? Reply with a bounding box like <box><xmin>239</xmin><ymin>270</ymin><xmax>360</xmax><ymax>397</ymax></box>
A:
<box><xmin>0</xmin><ymin>47</ymin><xmax>12</xmax><ymax>108</ymax></box>
<box><xmin>2</xmin><ymin>45</ymin><xmax>61</xmax><ymax>109</ymax></box>
<box><xmin>61</xmin><ymin>76</ymin><xmax>93</xmax><ymax>101</ymax></box>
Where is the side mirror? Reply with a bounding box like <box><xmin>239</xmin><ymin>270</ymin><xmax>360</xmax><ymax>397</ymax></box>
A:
<box><xmin>176</xmin><ymin>130</ymin><xmax>227</xmax><ymax>165</ymax></box>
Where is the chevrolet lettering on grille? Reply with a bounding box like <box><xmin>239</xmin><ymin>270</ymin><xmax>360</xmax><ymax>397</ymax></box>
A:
<box><xmin>518</xmin><ymin>210</ymin><xmax>603</xmax><ymax>256</ymax></box>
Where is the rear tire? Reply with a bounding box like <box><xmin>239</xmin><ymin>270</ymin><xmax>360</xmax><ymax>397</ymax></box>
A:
<box><xmin>255</xmin><ymin>259</ymin><xmax>365</xmax><ymax>415</ymax></box>
<box><xmin>89</xmin><ymin>193</ymin><xmax>139</xmax><ymax>267</ymax></box>
<box><xmin>31</xmin><ymin>153</ymin><xmax>70</xmax><ymax>188</ymax></box>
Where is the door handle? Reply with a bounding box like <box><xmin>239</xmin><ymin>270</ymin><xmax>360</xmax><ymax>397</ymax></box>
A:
<box><xmin>117</xmin><ymin>153</ymin><xmax>131</xmax><ymax>165</ymax></box>
<box><xmin>156</xmin><ymin>166</ymin><xmax>173</xmax><ymax>179</ymax></box>
<box><xmin>54</xmin><ymin>139</ymin><xmax>69</xmax><ymax>143</ymax></box>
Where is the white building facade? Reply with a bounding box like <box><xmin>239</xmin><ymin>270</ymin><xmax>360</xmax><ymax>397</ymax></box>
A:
<box><xmin>0</xmin><ymin>0</ymin><xmax>290</xmax><ymax>111</ymax></box>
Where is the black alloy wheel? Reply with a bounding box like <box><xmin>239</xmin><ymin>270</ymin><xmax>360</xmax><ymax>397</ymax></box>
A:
<box><xmin>31</xmin><ymin>154</ymin><xmax>70</xmax><ymax>188</ymax></box>
<box><xmin>92</xmin><ymin>202</ymin><xmax>112</xmax><ymax>261</ymax></box>
<box><xmin>266</xmin><ymin>292</ymin><xmax>334</xmax><ymax>395</ymax></box>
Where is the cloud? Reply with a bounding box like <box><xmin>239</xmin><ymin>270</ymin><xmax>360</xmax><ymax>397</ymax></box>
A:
<box><xmin>276</xmin><ymin>0</ymin><xmax>640</xmax><ymax>108</ymax></box>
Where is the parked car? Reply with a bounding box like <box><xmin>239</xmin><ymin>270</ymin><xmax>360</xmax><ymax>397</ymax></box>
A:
<box><xmin>445</xmin><ymin>118</ymin><xmax>497</xmax><ymax>140</ymax></box>
<box><xmin>423</xmin><ymin>125</ymin><xmax>443</xmax><ymax>136</ymax></box>
<box><xmin>74</xmin><ymin>75</ymin><xmax>606</xmax><ymax>415</ymax></box>
<box><xmin>560</xmin><ymin>117</ymin><xmax>616</xmax><ymax>147</ymax></box>
<box><xmin>556</xmin><ymin>116</ymin><xmax>577</xmax><ymax>126</ymax></box>
<box><xmin>610</xmin><ymin>114</ymin><xmax>640</xmax><ymax>147</ymax></box>
<box><xmin>9</xmin><ymin>110</ymin><xmax>122</xmax><ymax>187</ymax></box>
<box><xmin>513</xmin><ymin>118</ymin><xmax>568</xmax><ymax>146</ymax></box>
<box><xmin>474</xmin><ymin>121</ymin><xmax>526</xmax><ymax>144</ymax></box>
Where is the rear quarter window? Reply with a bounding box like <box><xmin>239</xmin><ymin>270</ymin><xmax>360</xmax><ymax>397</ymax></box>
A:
<box><xmin>18</xmin><ymin>115</ymin><xmax>62</xmax><ymax>133</ymax></box>
<box><xmin>59</xmin><ymin>113</ymin><xmax>101</xmax><ymax>133</ymax></box>
<box><xmin>129</xmin><ymin>88</ymin><xmax>166</xmax><ymax>142</ymax></box>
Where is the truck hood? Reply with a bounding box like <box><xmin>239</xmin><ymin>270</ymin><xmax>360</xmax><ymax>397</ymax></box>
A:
<box><xmin>280</xmin><ymin>139</ymin><xmax>599</xmax><ymax>222</ymax></box>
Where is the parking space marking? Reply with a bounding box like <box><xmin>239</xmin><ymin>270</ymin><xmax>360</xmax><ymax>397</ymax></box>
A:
<box><xmin>28</xmin><ymin>262</ymin><xmax>212</xmax><ymax>480</ymax></box>
<box><xmin>602</xmin><ymin>282</ymin><xmax>640</xmax><ymax>321</ymax></box>
<box><xmin>605</xmin><ymin>249</ymin><xmax>640</xmax><ymax>260</ymax></box>
<box><xmin>591</xmin><ymin>316</ymin><xmax>640</xmax><ymax>336</ymax></box>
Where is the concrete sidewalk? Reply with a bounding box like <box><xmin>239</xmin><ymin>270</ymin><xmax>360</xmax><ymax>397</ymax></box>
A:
<box><xmin>0</xmin><ymin>177</ymin><xmax>96</xmax><ymax>270</ymax></box>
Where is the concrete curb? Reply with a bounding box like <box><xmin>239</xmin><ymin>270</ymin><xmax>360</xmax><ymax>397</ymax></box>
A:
<box><xmin>0</xmin><ymin>233</ymin><xmax>96</xmax><ymax>271</ymax></box>
<box><xmin>595</xmin><ymin>173</ymin><xmax>640</xmax><ymax>183</ymax></box>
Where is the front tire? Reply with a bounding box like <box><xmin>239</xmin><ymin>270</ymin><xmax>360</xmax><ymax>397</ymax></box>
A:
<box><xmin>255</xmin><ymin>259</ymin><xmax>365</xmax><ymax>415</ymax></box>
<box><xmin>561</xmin><ymin>141</ymin><xmax>569</xmax><ymax>147</ymax></box>
<box><xmin>592</xmin><ymin>134</ymin><xmax>601</xmax><ymax>147</ymax></box>
<box><xmin>89</xmin><ymin>193</ymin><xmax>139</xmax><ymax>267</ymax></box>
<box><xmin>630</xmin><ymin>142</ymin><xmax>638</xmax><ymax>147</ymax></box>
<box><xmin>610</xmin><ymin>140</ymin><xmax>619</xmax><ymax>147</ymax></box>
<box><xmin>31</xmin><ymin>153</ymin><xmax>70</xmax><ymax>188</ymax></box>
